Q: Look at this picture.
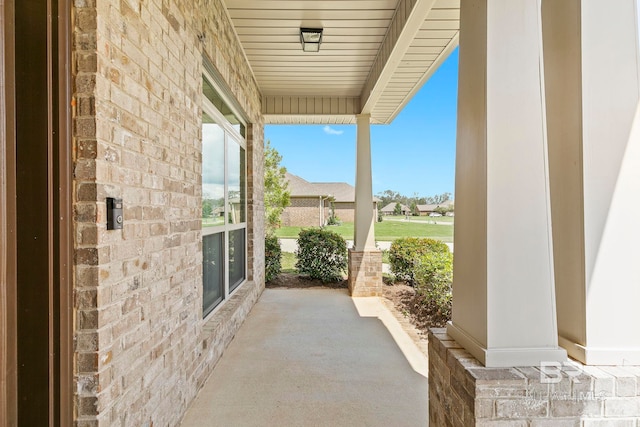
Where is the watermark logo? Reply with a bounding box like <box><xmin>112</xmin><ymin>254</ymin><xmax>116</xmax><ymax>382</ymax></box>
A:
<box><xmin>539</xmin><ymin>361</ymin><xmax>584</xmax><ymax>384</ymax></box>
<box><xmin>525</xmin><ymin>389</ymin><xmax>608</xmax><ymax>402</ymax></box>
<box><xmin>523</xmin><ymin>361</ymin><xmax>610</xmax><ymax>403</ymax></box>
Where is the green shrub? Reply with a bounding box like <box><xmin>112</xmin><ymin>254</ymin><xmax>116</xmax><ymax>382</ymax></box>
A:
<box><xmin>389</xmin><ymin>237</ymin><xmax>450</xmax><ymax>285</ymax></box>
<box><xmin>265</xmin><ymin>234</ymin><xmax>282</xmax><ymax>282</ymax></box>
<box><xmin>327</xmin><ymin>214</ymin><xmax>341</xmax><ymax>226</ymax></box>
<box><xmin>414</xmin><ymin>250</ymin><xmax>453</xmax><ymax>322</ymax></box>
<box><xmin>382</xmin><ymin>273</ymin><xmax>395</xmax><ymax>285</ymax></box>
<box><xmin>295</xmin><ymin>228</ymin><xmax>347</xmax><ymax>282</ymax></box>
<box><xmin>326</xmin><ymin>201</ymin><xmax>341</xmax><ymax>225</ymax></box>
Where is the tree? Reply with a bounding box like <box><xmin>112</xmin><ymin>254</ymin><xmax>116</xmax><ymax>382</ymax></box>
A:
<box><xmin>327</xmin><ymin>199</ymin><xmax>340</xmax><ymax>225</ymax></box>
<box><xmin>434</xmin><ymin>206</ymin><xmax>448</xmax><ymax>216</ymax></box>
<box><xmin>435</xmin><ymin>203</ymin><xmax>454</xmax><ymax>216</ymax></box>
<box><xmin>375</xmin><ymin>189</ymin><xmax>452</xmax><ymax>210</ymax></box>
<box><xmin>376</xmin><ymin>189</ymin><xmax>403</xmax><ymax>208</ymax></box>
<box><xmin>393</xmin><ymin>202</ymin><xmax>402</xmax><ymax>215</ymax></box>
<box><xmin>410</xmin><ymin>200</ymin><xmax>419</xmax><ymax>216</ymax></box>
<box><xmin>202</xmin><ymin>198</ymin><xmax>213</xmax><ymax>219</ymax></box>
<box><xmin>264</xmin><ymin>140</ymin><xmax>290</xmax><ymax>234</ymax></box>
<box><xmin>426</xmin><ymin>192</ymin><xmax>452</xmax><ymax>204</ymax></box>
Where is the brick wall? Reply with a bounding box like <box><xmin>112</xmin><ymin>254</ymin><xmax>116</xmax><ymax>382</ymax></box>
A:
<box><xmin>246</xmin><ymin>123</ymin><xmax>265</xmax><ymax>284</ymax></box>
<box><xmin>72</xmin><ymin>0</ymin><xmax>263</xmax><ymax>425</ymax></box>
<box><xmin>333</xmin><ymin>202</ymin><xmax>355</xmax><ymax>223</ymax></box>
<box><xmin>334</xmin><ymin>203</ymin><xmax>378</xmax><ymax>225</ymax></box>
<box><xmin>428</xmin><ymin>329</ymin><xmax>640</xmax><ymax>426</ymax></box>
<box><xmin>281</xmin><ymin>197</ymin><xmax>324</xmax><ymax>227</ymax></box>
<box><xmin>347</xmin><ymin>249</ymin><xmax>382</xmax><ymax>297</ymax></box>
<box><xmin>281</xmin><ymin>200</ymin><xmax>377</xmax><ymax>227</ymax></box>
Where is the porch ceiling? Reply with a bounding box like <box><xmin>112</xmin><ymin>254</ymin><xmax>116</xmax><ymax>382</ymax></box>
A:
<box><xmin>222</xmin><ymin>0</ymin><xmax>459</xmax><ymax>124</ymax></box>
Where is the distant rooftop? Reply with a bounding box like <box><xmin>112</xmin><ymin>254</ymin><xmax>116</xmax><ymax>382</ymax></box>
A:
<box><xmin>416</xmin><ymin>199</ymin><xmax>454</xmax><ymax>211</ymax></box>
<box><xmin>380</xmin><ymin>202</ymin><xmax>410</xmax><ymax>213</ymax></box>
<box><xmin>285</xmin><ymin>172</ymin><xmax>380</xmax><ymax>203</ymax></box>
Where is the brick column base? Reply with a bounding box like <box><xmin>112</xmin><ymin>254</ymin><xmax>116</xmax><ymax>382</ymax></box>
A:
<box><xmin>428</xmin><ymin>328</ymin><xmax>640</xmax><ymax>426</ymax></box>
<box><xmin>347</xmin><ymin>248</ymin><xmax>382</xmax><ymax>297</ymax></box>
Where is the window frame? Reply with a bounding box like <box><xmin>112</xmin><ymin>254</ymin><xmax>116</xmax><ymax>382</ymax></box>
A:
<box><xmin>201</xmin><ymin>70</ymin><xmax>248</xmax><ymax>319</ymax></box>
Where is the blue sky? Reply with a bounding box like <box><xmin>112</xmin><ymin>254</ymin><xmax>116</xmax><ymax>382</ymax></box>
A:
<box><xmin>265</xmin><ymin>48</ymin><xmax>459</xmax><ymax>198</ymax></box>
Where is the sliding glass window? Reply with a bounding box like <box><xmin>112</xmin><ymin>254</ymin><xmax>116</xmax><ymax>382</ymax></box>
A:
<box><xmin>201</xmin><ymin>73</ymin><xmax>247</xmax><ymax>318</ymax></box>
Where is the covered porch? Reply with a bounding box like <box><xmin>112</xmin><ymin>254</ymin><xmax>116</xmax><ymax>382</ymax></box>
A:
<box><xmin>2</xmin><ymin>0</ymin><xmax>640</xmax><ymax>425</ymax></box>
<box><xmin>229</xmin><ymin>0</ymin><xmax>640</xmax><ymax>367</ymax></box>
<box><xmin>234</xmin><ymin>0</ymin><xmax>461</xmax><ymax>298</ymax></box>
<box><xmin>180</xmin><ymin>288</ymin><xmax>429</xmax><ymax>426</ymax></box>
<box><xmin>226</xmin><ymin>0</ymin><xmax>640</xmax><ymax>423</ymax></box>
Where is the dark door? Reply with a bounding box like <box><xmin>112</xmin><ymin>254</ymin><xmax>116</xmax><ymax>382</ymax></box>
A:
<box><xmin>3</xmin><ymin>0</ymin><xmax>72</xmax><ymax>425</ymax></box>
<box><xmin>15</xmin><ymin>0</ymin><xmax>52</xmax><ymax>421</ymax></box>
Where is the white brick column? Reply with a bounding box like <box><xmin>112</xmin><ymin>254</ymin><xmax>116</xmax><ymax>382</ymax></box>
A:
<box><xmin>447</xmin><ymin>0</ymin><xmax>566</xmax><ymax>367</ymax></box>
<box><xmin>543</xmin><ymin>0</ymin><xmax>640</xmax><ymax>365</ymax></box>
<box><xmin>349</xmin><ymin>114</ymin><xmax>381</xmax><ymax>296</ymax></box>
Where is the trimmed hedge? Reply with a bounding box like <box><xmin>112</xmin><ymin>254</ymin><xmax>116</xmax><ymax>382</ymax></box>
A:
<box><xmin>414</xmin><ymin>250</ymin><xmax>453</xmax><ymax>322</ymax></box>
<box><xmin>265</xmin><ymin>234</ymin><xmax>282</xmax><ymax>282</ymax></box>
<box><xmin>388</xmin><ymin>237</ymin><xmax>450</xmax><ymax>285</ymax></box>
<box><xmin>295</xmin><ymin>228</ymin><xmax>347</xmax><ymax>282</ymax></box>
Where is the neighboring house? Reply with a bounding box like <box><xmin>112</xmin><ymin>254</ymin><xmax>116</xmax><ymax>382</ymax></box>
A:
<box><xmin>416</xmin><ymin>199</ymin><xmax>455</xmax><ymax>216</ymax></box>
<box><xmin>281</xmin><ymin>172</ymin><xmax>378</xmax><ymax>227</ymax></box>
<box><xmin>380</xmin><ymin>202</ymin><xmax>410</xmax><ymax>216</ymax></box>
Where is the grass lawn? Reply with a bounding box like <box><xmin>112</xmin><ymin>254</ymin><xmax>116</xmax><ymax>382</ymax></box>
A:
<box><xmin>202</xmin><ymin>218</ymin><xmax>224</xmax><ymax>228</ymax></box>
<box><xmin>281</xmin><ymin>251</ymin><xmax>297</xmax><ymax>273</ymax></box>
<box><xmin>274</xmin><ymin>220</ymin><xmax>453</xmax><ymax>242</ymax></box>
<box><xmin>383</xmin><ymin>215</ymin><xmax>454</xmax><ymax>223</ymax></box>
<box><xmin>376</xmin><ymin>220</ymin><xmax>453</xmax><ymax>241</ymax></box>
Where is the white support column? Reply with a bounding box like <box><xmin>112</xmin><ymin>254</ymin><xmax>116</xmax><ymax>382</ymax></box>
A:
<box><xmin>354</xmin><ymin>114</ymin><xmax>376</xmax><ymax>251</ymax></box>
<box><xmin>447</xmin><ymin>0</ymin><xmax>566</xmax><ymax>367</ymax></box>
<box><xmin>348</xmin><ymin>114</ymin><xmax>381</xmax><ymax>297</ymax></box>
<box><xmin>543</xmin><ymin>0</ymin><xmax>640</xmax><ymax>365</ymax></box>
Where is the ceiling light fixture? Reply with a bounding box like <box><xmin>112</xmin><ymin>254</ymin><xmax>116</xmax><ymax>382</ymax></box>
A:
<box><xmin>300</xmin><ymin>28</ymin><xmax>323</xmax><ymax>52</ymax></box>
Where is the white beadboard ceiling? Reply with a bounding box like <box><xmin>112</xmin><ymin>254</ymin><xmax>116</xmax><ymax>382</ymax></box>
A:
<box><xmin>223</xmin><ymin>0</ymin><xmax>459</xmax><ymax>124</ymax></box>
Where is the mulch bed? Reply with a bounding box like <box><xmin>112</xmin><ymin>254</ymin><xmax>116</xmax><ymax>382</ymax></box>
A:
<box><xmin>382</xmin><ymin>283</ymin><xmax>449</xmax><ymax>331</ymax></box>
<box><xmin>266</xmin><ymin>272</ymin><xmax>347</xmax><ymax>289</ymax></box>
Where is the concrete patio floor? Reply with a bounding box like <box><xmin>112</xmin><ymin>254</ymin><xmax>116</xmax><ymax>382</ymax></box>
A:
<box><xmin>180</xmin><ymin>288</ymin><xmax>429</xmax><ymax>427</ymax></box>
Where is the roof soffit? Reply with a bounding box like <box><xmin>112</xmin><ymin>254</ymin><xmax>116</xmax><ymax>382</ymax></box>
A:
<box><xmin>222</xmin><ymin>0</ymin><xmax>459</xmax><ymax>124</ymax></box>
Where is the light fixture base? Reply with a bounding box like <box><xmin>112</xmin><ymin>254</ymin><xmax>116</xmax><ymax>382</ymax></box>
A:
<box><xmin>300</xmin><ymin>28</ymin><xmax>323</xmax><ymax>52</ymax></box>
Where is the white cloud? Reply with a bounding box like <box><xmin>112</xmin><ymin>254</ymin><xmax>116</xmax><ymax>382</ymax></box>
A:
<box><xmin>323</xmin><ymin>125</ymin><xmax>344</xmax><ymax>136</ymax></box>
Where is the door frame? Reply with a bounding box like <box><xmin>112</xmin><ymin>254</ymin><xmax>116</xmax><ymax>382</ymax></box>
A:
<box><xmin>1</xmin><ymin>0</ymin><xmax>73</xmax><ymax>424</ymax></box>
<box><xmin>1</xmin><ymin>0</ymin><xmax>17</xmax><ymax>424</ymax></box>
<box><xmin>55</xmin><ymin>0</ymin><xmax>73</xmax><ymax>423</ymax></box>
<box><xmin>0</xmin><ymin>0</ymin><xmax>18</xmax><ymax>426</ymax></box>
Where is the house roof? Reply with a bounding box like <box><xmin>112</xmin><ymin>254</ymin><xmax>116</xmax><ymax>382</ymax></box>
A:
<box><xmin>416</xmin><ymin>199</ymin><xmax>454</xmax><ymax>212</ymax></box>
<box><xmin>222</xmin><ymin>0</ymin><xmax>460</xmax><ymax>125</ymax></box>
<box><xmin>286</xmin><ymin>172</ymin><xmax>379</xmax><ymax>203</ymax></box>
<box><xmin>380</xmin><ymin>202</ymin><xmax>410</xmax><ymax>213</ymax></box>
<box><xmin>416</xmin><ymin>204</ymin><xmax>437</xmax><ymax>212</ymax></box>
